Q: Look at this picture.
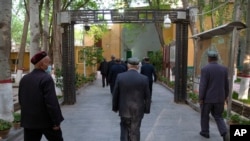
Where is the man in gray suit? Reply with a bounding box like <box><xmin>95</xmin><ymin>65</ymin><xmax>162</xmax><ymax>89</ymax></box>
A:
<box><xmin>112</xmin><ymin>57</ymin><xmax>151</xmax><ymax>141</ymax></box>
<box><xmin>199</xmin><ymin>50</ymin><xmax>229</xmax><ymax>141</ymax></box>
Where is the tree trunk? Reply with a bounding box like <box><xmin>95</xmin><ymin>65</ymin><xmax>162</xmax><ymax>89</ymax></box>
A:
<box><xmin>227</xmin><ymin>0</ymin><xmax>243</xmax><ymax>119</ymax></box>
<box><xmin>0</xmin><ymin>0</ymin><xmax>13</xmax><ymax>122</ymax></box>
<box><xmin>239</xmin><ymin>0</ymin><xmax>250</xmax><ymax>99</ymax></box>
<box><xmin>16</xmin><ymin>13</ymin><xmax>29</xmax><ymax>84</ymax></box>
<box><xmin>29</xmin><ymin>0</ymin><xmax>41</xmax><ymax>71</ymax></box>
<box><xmin>42</xmin><ymin>0</ymin><xmax>50</xmax><ymax>52</ymax></box>
<box><xmin>198</xmin><ymin>0</ymin><xmax>205</xmax><ymax>32</ymax></box>
<box><xmin>52</xmin><ymin>0</ymin><xmax>62</xmax><ymax>71</ymax></box>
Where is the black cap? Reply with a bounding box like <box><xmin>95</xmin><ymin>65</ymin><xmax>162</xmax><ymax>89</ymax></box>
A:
<box><xmin>127</xmin><ymin>57</ymin><xmax>139</xmax><ymax>65</ymax></box>
<box><xmin>207</xmin><ymin>50</ymin><xmax>218</xmax><ymax>58</ymax></box>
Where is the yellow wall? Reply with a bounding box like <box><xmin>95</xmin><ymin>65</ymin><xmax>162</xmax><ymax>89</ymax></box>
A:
<box><xmin>9</xmin><ymin>52</ymin><xmax>30</xmax><ymax>72</ymax></box>
<box><xmin>194</xmin><ymin>34</ymin><xmax>231</xmax><ymax>76</ymax></box>
<box><xmin>163</xmin><ymin>24</ymin><xmax>194</xmax><ymax>67</ymax></box>
<box><xmin>101</xmin><ymin>24</ymin><xmax>121</xmax><ymax>61</ymax></box>
<box><xmin>75</xmin><ymin>46</ymin><xmax>98</xmax><ymax>76</ymax></box>
<box><xmin>75</xmin><ymin>25</ymin><xmax>122</xmax><ymax>75</ymax></box>
<box><xmin>84</xmin><ymin>35</ymin><xmax>94</xmax><ymax>46</ymax></box>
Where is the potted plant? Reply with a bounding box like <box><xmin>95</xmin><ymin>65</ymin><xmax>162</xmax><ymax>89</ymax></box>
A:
<box><xmin>0</xmin><ymin>119</ymin><xmax>12</xmax><ymax>139</ymax></box>
<box><xmin>12</xmin><ymin>112</ymin><xmax>21</xmax><ymax>129</ymax></box>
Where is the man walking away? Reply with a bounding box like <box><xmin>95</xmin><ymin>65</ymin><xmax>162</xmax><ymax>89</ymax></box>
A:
<box><xmin>19</xmin><ymin>51</ymin><xmax>64</xmax><ymax>141</ymax></box>
<box><xmin>107</xmin><ymin>55</ymin><xmax>116</xmax><ymax>86</ymax></box>
<box><xmin>99</xmin><ymin>58</ymin><xmax>108</xmax><ymax>87</ymax></box>
<box><xmin>108</xmin><ymin>58</ymin><xmax>126</xmax><ymax>94</ymax></box>
<box><xmin>199</xmin><ymin>50</ymin><xmax>229</xmax><ymax>141</ymax></box>
<box><xmin>112</xmin><ymin>57</ymin><xmax>151</xmax><ymax>141</ymax></box>
<box><xmin>140</xmin><ymin>57</ymin><xmax>157</xmax><ymax>95</ymax></box>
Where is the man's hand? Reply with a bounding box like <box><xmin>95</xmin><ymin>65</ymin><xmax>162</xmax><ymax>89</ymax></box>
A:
<box><xmin>199</xmin><ymin>100</ymin><xmax>203</xmax><ymax>105</ymax></box>
<box><xmin>225</xmin><ymin>97</ymin><xmax>229</xmax><ymax>104</ymax></box>
<box><xmin>53</xmin><ymin>125</ymin><xmax>60</xmax><ymax>130</ymax></box>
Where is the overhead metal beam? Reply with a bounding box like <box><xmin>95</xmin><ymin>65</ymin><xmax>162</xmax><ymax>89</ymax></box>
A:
<box><xmin>58</xmin><ymin>9</ymin><xmax>189</xmax><ymax>24</ymax></box>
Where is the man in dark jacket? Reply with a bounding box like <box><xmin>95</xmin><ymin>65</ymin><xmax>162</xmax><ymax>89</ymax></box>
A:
<box><xmin>99</xmin><ymin>58</ymin><xmax>108</xmax><ymax>87</ymax></box>
<box><xmin>19</xmin><ymin>51</ymin><xmax>64</xmax><ymax>141</ymax></box>
<box><xmin>108</xmin><ymin>58</ymin><xmax>126</xmax><ymax>94</ymax></box>
<box><xmin>107</xmin><ymin>55</ymin><xmax>116</xmax><ymax>84</ymax></box>
<box><xmin>112</xmin><ymin>57</ymin><xmax>151</xmax><ymax>141</ymax></box>
<box><xmin>140</xmin><ymin>57</ymin><xmax>157</xmax><ymax>95</ymax></box>
<box><xmin>199</xmin><ymin>50</ymin><xmax>229</xmax><ymax>141</ymax></box>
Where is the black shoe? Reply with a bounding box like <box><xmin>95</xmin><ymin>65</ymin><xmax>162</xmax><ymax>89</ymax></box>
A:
<box><xmin>200</xmin><ymin>132</ymin><xmax>210</xmax><ymax>138</ymax></box>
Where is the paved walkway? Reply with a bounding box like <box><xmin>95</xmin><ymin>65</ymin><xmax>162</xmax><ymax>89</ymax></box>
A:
<box><xmin>4</xmin><ymin>72</ymin><xmax>225</xmax><ymax>141</ymax></box>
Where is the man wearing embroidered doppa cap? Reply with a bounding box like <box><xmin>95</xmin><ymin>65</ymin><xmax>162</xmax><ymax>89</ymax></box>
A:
<box><xmin>112</xmin><ymin>57</ymin><xmax>151</xmax><ymax>141</ymax></box>
<box><xmin>18</xmin><ymin>51</ymin><xmax>64</xmax><ymax>141</ymax></box>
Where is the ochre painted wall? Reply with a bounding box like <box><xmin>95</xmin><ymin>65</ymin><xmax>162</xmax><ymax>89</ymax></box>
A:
<box><xmin>9</xmin><ymin>52</ymin><xmax>30</xmax><ymax>72</ymax></box>
<box><xmin>75</xmin><ymin>46</ymin><xmax>98</xmax><ymax>76</ymax></box>
<box><xmin>75</xmin><ymin>24</ymin><xmax>122</xmax><ymax>75</ymax></box>
<box><xmin>102</xmin><ymin>24</ymin><xmax>121</xmax><ymax>61</ymax></box>
<box><xmin>163</xmin><ymin>24</ymin><xmax>194</xmax><ymax>67</ymax></box>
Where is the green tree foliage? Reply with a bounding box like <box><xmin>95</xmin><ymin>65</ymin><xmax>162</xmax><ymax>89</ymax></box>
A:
<box><xmin>12</xmin><ymin>0</ymin><xmax>29</xmax><ymax>45</ymax></box>
<box><xmin>79</xmin><ymin>46</ymin><xmax>103</xmax><ymax>66</ymax></box>
<box><xmin>148</xmin><ymin>50</ymin><xmax>163</xmax><ymax>73</ymax></box>
<box><xmin>85</xmin><ymin>24</ymin><xmax>109</xmax><ymax>43</ymax></box>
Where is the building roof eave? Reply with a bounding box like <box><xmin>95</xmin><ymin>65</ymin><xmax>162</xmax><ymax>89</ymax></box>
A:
<box><xmin>191</xmin><ymin>21</ymin><xmax>247</xmax><ymax>40</ymax></box>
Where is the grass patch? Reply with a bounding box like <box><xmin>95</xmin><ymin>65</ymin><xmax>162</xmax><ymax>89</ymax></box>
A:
<box><xmin>234</xmin><ymin>78</ymin><xmax>241</xmax><ymax>83</ymax></box>
<box><xmin>232</xmin><ymin>91</ymin><xmax>250</xmax><ymax>105</ymax></box>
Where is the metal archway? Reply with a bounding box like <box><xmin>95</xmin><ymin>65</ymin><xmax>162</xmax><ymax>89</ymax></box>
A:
<box><xmin>58</xmin><ymin>9</ymin><xmax>190</xmax><ymax>104</ymax></box>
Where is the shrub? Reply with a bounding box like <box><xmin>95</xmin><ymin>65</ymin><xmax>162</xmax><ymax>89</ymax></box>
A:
<box><xmin>13</xmin><ymin>112</ymin><xmax>21</xmax><ymax>123</ymax></box>
<box><xmin>0</xmin><ymin>119</ymin><xmax>12</xmax><ymax>130</ymax></box>
<box><xmin>230</xmin><ymin>114</ymin><xmax>241</xmax><ymax>124</ymax></box>
<box><xmin>188</xmin><ymin>92</ymin><xmax>199</xmax><ymax>103</ymax></box>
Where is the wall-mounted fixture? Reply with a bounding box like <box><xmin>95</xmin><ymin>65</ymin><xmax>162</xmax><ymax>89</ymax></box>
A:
<box><xmin>84</xmin><ymin>24</ymin><xmax>90</xmax><ymax>31</ymax></box>
<box><xmin>163</xmin><ymin>14</ymin><xmax>171</xmax><ymax>28</ymax></box>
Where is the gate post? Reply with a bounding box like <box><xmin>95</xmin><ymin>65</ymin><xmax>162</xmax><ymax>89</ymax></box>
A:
<box><xmin>174</xmin><ymin>11</ymin><xmax>189</xmax><ymax>103</ymax></box>
<box><xmin>62</xmin><ymin>23</ymin><xmax>76</xmax><ymax>104</ymax></box>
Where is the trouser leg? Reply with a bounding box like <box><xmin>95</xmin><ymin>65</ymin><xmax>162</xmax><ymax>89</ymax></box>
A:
<box><xmin>120</xmin><ymin>117</ymin><xmax>130</xmax><ymax>141</ymax></box>
<box><xmin>110</xmin><ymin>83</ymin><xmax>114</xmax><ymax>94</ymax></box>
<box><xmin>130</xmin><ymin>117</ymin><xmax>142</xmax><ymax>141</ymax></box>
<box><xmin>101</xmin><ymin>75</ymin><xmax>105</xmax><ymax>87</ymax></box>
<box><xmin>43</xmin><ymin>128</ymin><xmax>63</xmax><ymax>141</ymax></box>
<box><xmin>105</xmin><ymin>75</ymin><xmax>108</xmax><ymax>86</ymax></box>
<box><xmin>120</xmin><ymin>117</ymin><xmax>142</xmax><ymax>141</ymax></box>
<box><xmin>24</xmin><ymin>128</ymin><xmax>43</xmax><ymax>141</ymax></box>
<box><xmin>211</xmin><ymin>103</ymin><xmax>227</xmax><ymax>136</ymax></box>
<box><xmin>200</xmin><ymin>104</ymin><xmax>210</xmax><ymax>134</ymax></box>
<box><xmin>149</xmin><ymin>81</ymin><xmax>153</xmax><ymax>95</ymax></box>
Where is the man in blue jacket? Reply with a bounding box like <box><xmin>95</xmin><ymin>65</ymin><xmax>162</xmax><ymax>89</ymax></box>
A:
<box><xmin>140</xmin><ymin>57</ymin><xmax>157</xmax><ymax>95</ymax></box>
<box><xmin>199</xmin><ymin>50</ymin><xmax>229</xmax><ymax>141</ymax></box>
<box><xmin>108</xmin><ymin>58</ymin><xmax>126</xmax><ymax>94</ymax></box>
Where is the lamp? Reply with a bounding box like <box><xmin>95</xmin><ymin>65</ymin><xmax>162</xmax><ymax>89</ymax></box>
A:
<box><xmin>84</xmin><ymin>24</ymin><xmax>90</xmax><ymax>31</ymax></box>
<box><xmin>163</xmin><ymin>14</ymin><xmax>171</xmax><ymax>28</ymax></box>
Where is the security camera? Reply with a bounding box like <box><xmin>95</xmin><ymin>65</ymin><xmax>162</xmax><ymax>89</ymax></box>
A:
<box><xmin>84</xmin><ymin>24</ymin><xmax>90</xmax><ymax>31</ymax></box>
<box><xmin>163</xmin><ymin>14</ymin><xmax>171</xmax><ymax>28</ymax></box>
